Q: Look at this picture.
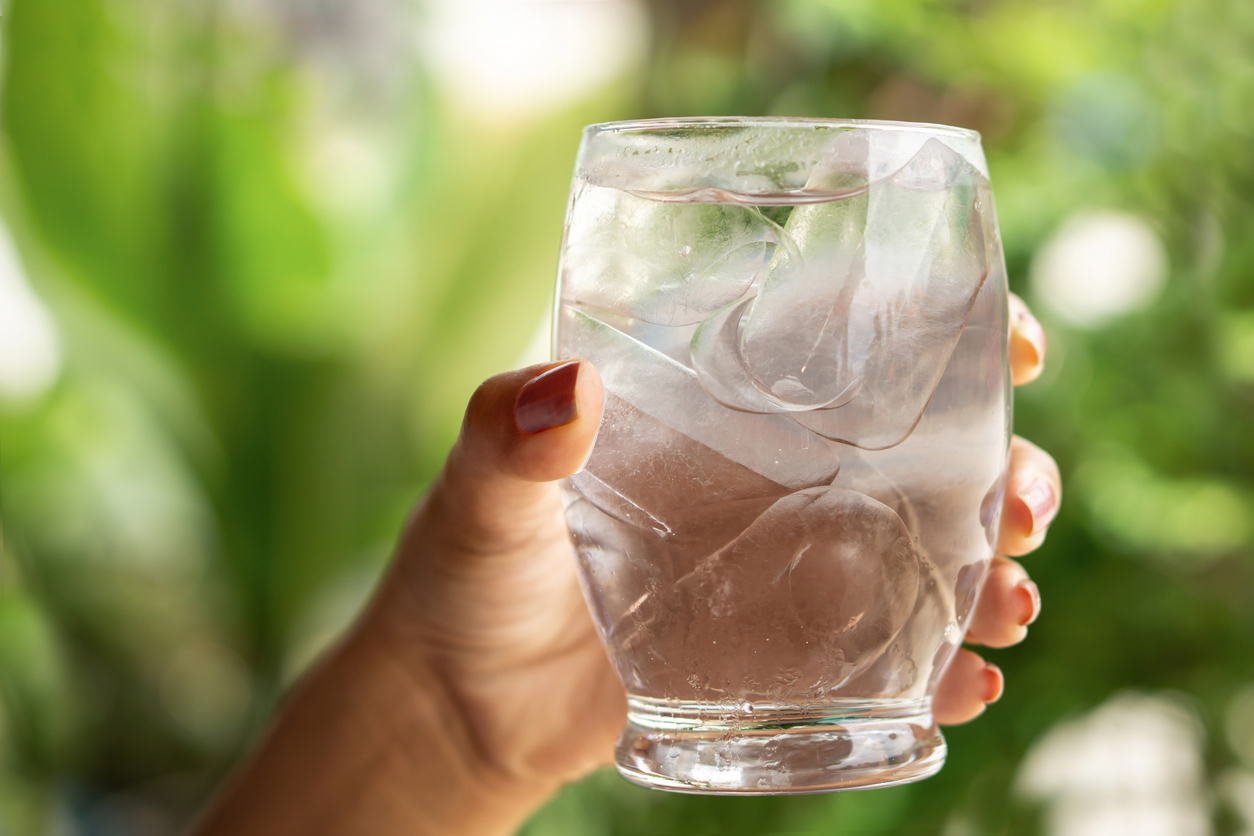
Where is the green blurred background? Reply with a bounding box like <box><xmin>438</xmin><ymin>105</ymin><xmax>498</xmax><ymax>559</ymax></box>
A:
<box><xmin>1</xmin><ymin>0</ymin><xmax>1252</xmax><ymax>833</ymax></box>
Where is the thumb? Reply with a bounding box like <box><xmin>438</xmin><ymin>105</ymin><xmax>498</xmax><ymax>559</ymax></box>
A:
<box><xmin>429</xmin><ymin>360</ymin><xmax>604</xmax><ymax>554</ymax></box>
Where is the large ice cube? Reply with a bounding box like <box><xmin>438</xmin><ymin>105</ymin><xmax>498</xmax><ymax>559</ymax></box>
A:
<box><xmin>636</xmin><ymin>487</ymin><xmax>920</xmax><ymax>700</ymax></box>
<box><xmin>576</xmin><ymin>393</ymin><xmax>792</xmax><ymax>535</ymax></box>
<box><xmin>560</xmin><ymin>184</ymin><xmax>779</xmax><ymax>326</ymax></box>
<box><xmin>789</xmin><ymin>140</ymin><xmax>992</xmax><ymax>449</ymax></box>
<box><xmin>832</xmin><ymin>456</ymin><xmax>1004</xmax><ymax>699</ymax></box>
<box><xmin>559</xmin><ymin>305</ymin><xmax>841</xmax><ymax>488</ymax></box>
<box><xmin>562</xmin><ymin>409</ymin><xmax>790</xmax><ymax>696</ymax></box>
<box><xmin>568</xmin><ymin>392</ymin><xmax>791</xmax><ymax>596</ymax></box>
<box><xmin>837</xmin><ymin>555</ymin><xmax>954</xmax><ymax>700</ymax></box>
<box><xmin>739</xmin><ymin>204</ymin><xmax>872</xmax><ymax>410</ymax></box>
<box><xmin>688</xmin><ymin>130</ymin><xmax>873</xmax><ymax>413</ymax></box>
<box><xmin>687</xmin><ymin>138</ymin><xmax>992</xmax><ymax>450</ymax></box>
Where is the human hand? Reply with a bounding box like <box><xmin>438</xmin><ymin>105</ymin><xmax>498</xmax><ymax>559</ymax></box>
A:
<box><xmin>194</xmin><ymin>296</ymin><xmax>1060</xmax><ymax>836</ymax></box>
<box><xmin>363</xmin><ymin>293</ymin><xmax>1060</xmax><ymax>797</ymax></box>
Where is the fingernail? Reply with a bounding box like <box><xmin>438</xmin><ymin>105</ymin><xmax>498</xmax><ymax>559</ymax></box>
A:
<box><xmin>1018</xmin><ymin>475</ymin><xmax>1058</xmax><ymax>535</ymax></box>
<box><xmin>1015</xmin><ymin>307</ymin><xmax>1047</xmax><ymax>364</ymax></box>
<box><xmin>982</xmin><ymin>663</ymin><xmax>1004</xmax><ymax>704</ymax></box>
<box><xmin>1015</xmin><ymin>580</ymin><xmax>1041</xmax><ymax>626</ymax></box>
<box><xmin>516</xmin><ymin>361</ymin><xmax>581</xmax><ymax>435</ymax></box>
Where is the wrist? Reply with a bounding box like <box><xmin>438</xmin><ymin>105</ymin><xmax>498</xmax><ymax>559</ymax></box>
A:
<box><xmin>194</xmin><ymin>613</ymin><xmax>557</xmax><ymax>836</ymax></box>
<box><xmin>323</xmin><ymin>617</ymin><xmax>560</xmax><ymax>834</ymax></box>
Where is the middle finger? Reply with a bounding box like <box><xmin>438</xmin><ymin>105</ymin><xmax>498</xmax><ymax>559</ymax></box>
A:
<box><xmin>999</xmin><ymin>436</ymin><xmax>1062</xmax><ymax>557</ymax></box>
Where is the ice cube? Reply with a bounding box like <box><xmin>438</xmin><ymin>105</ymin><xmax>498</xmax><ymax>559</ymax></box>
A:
<box><xmin>642</xmin><ymin>487</ymin><xmax>920</xmax><ymax>699</ymax></box>
<box><xmin>567</xmin><ymin>306</ymin><xmax>698</xmax><ymax>369</ymax></box>
<box><xmin>563</xmin><ymin>453</ymin><xmax>784</xmax><ymax>697</ymax></box>
<box><xmin>838</xmin><ymin>555</ymin><xmax>953</xmax><ymax>700</ymax></box>
<box><xmin>685</xmin><ymin>130</ymin><xmax>875</xmax><ymax>413</ymax></box>
<box><xmin>577</xmin><ymin>124</ymin><xmax>991</xmax><ymax>198</ymax></box>
<box><xmin>560</xmin><ymin>184</ymin><xmax>779</xmax><ymax>326</ymax></box>
<box><xmin>558</xmin><ymin>305</ymin><xmax>841</xmax><ymax>488</ymax></box>
<box><xmin>689</xmin><ymin>296</ymin><xmax>784</xmax><ymax>413</ymax></box>
<box><xmin>570</xmin><ymin>392</ymin><xmax>792</xmax><ymax>595</ymax></box>
<box><xmin>804</xmin><ymin>128</ymin><xmax>875</xmax><ymax>195</ymax></box>
<box><xmin>736</xmin><ymin>194</ymin><xmax>873</xmax><ymax>411</ymax></box>
<box><xmin>789</xmin><ymin>140</ymin><xmax>992</xmax><ymax>449</ymax></box>
<box><xmin>685</xmin><ymin>138</ymin><xmax>992</xmax><ymax>448</ymax></box>
<box><xmin>681</xmin><ymin>138</ymin><xmax>992</xmax><ymax>450</ymax></box>
<box><xmin>579</xmin><ymin>393</ymin><xmax>792</xmax><ymax>531</ymax></box>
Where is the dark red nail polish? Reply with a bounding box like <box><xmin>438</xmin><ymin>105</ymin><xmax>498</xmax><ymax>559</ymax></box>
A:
<box><xmin>982</xmin><ymin>663</ymin><xmax>1004</xmax><ymax>704</ymax></box>
<box><xmin>516</xmin><ymin>361</ymin><xmax>581</xmax><ymax>435</ymax></box>
<box><xmin>1016</xmin><ymin>579</ymin><xmax>1041</xmax><ymax>626</ymax></box>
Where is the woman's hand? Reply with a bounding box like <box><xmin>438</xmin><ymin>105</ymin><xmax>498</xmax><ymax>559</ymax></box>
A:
<box><xmin>194</xmin><ymin>295</ymin><xmax>1059</xmax><ymax>836</ymax></box>
<box><xmin>370</xmin><ymin>293</ymin><xmax>1058</xmax><ymax>790</ymax></box>
<box><xmin>933</xmin><ymin>294</ymin><xmax>1057</xmax><ymax>722</ymax></box>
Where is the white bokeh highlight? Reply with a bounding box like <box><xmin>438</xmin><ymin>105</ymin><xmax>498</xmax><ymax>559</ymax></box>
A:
<box><xmin>0</xmin><ymin>223</ymin><xmax>61</xmax><ymax>401</ymax></box>
<box><xmin>1219</xmin><ymin>770</ymin><xmax>1254</xmax><ymax>836</ymax></box>
<box><xmin>1017</xmin><ymin>692</ymin><xmax>1212</xmax><ymax>836</ymax></box>
<box><xmin>420</xmin><ymin>0</ymin><xmax>649</xmax><ymax>119</ymax></box>
<box><xmin>1031</xmin><ymin>211</ymin><xmax>1168</xmax><ymax>328</ymax></box>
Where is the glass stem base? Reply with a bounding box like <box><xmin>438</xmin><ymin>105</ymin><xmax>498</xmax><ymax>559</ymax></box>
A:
<box><xmin>615</xmin><ymin>697</ymin><xmax>945</xmax><ymax>794</ymax></box>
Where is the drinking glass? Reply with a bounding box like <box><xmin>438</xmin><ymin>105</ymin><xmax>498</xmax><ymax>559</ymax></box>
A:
<box><xmin>553</xmin><ymin>118</ymin><xmax>1010</xmax><ymax>794</ymax></box>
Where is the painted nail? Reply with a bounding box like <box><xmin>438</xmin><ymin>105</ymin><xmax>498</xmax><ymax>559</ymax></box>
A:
<box><xmin>982</xmin><ymin>663</ymin><xmax>1004</xmax><ymax>704</ymax></box>
<box><xmin>1015</xmin><ymin>579</ymin><xmax>1041</xmax><ymax>626</ymax></box>
<box><xmin>1015</xmin><ymin>307</ymin><xmax>1047</xmax><ymax>365</ymax></box>
<box><xmin>516</xmin><ymin>361</ymin><xmax>581</xmax><ymax>435</ymax></box>
<box><xmin>1018</xmin><ymin>475</ymin><xmax>1059</xmax><ymax>535</ymax></box>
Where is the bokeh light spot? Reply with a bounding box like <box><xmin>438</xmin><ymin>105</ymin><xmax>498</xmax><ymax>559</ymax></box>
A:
<box><xmin>0</xmin><ymin>224</ymin><xmax>61</xmax><ymax>402</ymax></box>
<box><xmin>420</xmin><ymin>0</ymin><xmax>649</xmax><ymax>119</ymax></box>
<box><xmin>1031</xmin><ymin>211</ymin><xmax>1168</xmax><ymax>329</ymax></box>
<box><xmin>1016</xmin><ymin>692</ymin><xmax>1210</xmax><ymax>836</ymax></box>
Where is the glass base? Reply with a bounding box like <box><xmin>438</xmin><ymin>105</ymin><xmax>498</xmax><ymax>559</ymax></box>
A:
<box><xmin>615</xmin><ymin>697</ymin><xmax>945</xmax><ymax>795</ymax></box>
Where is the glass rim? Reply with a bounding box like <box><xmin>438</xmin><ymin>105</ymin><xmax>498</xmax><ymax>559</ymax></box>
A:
<box><xmin>584</xmin><ymin>116</ymin><xmax>982</xmax><ymax>142</ymax></box>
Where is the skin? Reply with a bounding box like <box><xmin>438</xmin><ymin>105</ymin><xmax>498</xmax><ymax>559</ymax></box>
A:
<box><xmin>193</xmin><ymin>296</ymin><xmax>1060</xmax><ymax>836</ymax></box>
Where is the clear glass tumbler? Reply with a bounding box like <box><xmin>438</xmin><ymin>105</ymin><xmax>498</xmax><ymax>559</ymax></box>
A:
<box><xmin>553</xmin><ymin>118</ymin><xmax>1011</xmax><ymax>794</ymax></box>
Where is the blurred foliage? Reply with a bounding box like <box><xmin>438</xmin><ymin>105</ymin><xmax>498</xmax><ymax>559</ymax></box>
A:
<box><xmin>0</xmin><ymin>0</ymin><xmax>1252</xmax><ymax>833</ymax></box>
